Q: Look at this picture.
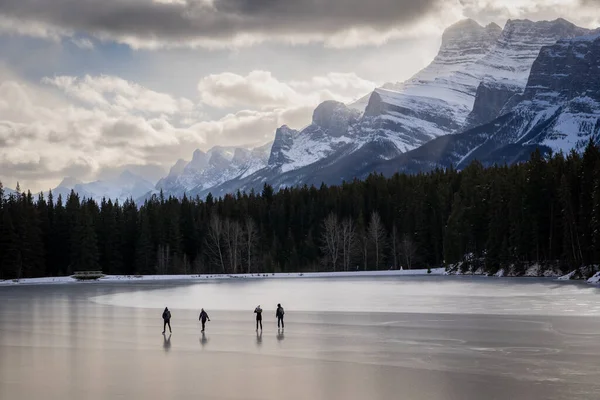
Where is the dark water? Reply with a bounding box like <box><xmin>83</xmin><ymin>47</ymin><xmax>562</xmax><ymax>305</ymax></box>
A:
<box><xmin>1</xmin><ymin>277</ymin><xmax>600</xmax><ymax>400</ymax></box>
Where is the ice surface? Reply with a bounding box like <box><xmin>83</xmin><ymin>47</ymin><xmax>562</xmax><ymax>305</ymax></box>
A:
<box><xmin>2</xmin><ymin>277</ymin><xmax>600</xmax><ymax>400</ymax></box>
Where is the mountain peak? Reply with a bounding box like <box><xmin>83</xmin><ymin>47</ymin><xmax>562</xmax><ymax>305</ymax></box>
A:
<box><xmin>444</xmin><ymin>18</ymin><xmax>482</xmax><ymax>33</ymax></box>
<box><xmin>312</xmin><ymin>100</ymin><xmax>360</xmax><ymax>137</ymax></box>
<box><xmin>486</xmin><ymin>22</ymin><xmax>502</xmax><ymax>32</ymax></box>
<box><xmin>57</xmin><ymin>176</ymin><xmax>83</xmax><ymax>189</ymax></box>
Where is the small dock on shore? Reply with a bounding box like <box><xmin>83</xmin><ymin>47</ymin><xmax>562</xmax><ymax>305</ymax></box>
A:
<box><xmin>72</xmin><ymin>271</ymin><xmax>105</xmax><ymax>281</ymax></box>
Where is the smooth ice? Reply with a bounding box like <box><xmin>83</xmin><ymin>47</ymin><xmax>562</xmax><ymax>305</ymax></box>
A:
<box><xmin>1</xmin><ymin>276</ymin><xmax>600</xmax><ymax>400</ymax></box>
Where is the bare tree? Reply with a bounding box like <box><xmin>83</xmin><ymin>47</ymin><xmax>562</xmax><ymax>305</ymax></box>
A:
<box><xmin>205</xmin><ymin>214</ymin><xmax>226</xmax><ymax>273</ymax></box>
<box><xmin>341</xmin><ymin>218</ymin><xmax>357</xmax><ymax>271</ymax></box>
<box><xmin>224</xmin><ymin>219</ymin><xmax>243</xmax><ymax>274</ymax></box>
<box><xmin>156</xmin><ymin>244</ymin><xmax>170</xmax><ymax>275</ymax></box>
<box><xmin>244</xmin><ymin>217</ymin><xmax>258</xmax><ymax>273</ymax></box>
<box><xmin>400</xmin><ymin>234</ymin><xmax>417</xmax><ymax>269</ymax></box>
<box><xmin>368</xmin><ymin>211</ymin><xmax>387</xmax><ymax>269</ymax></box>
<box><xmin>391</xmin><ymin>225</ymin><xmax>400</xmax><ymax>269</ymax></box>
<box><xmin>321</xmin><ymin>213</ymin><xmax>341</xmax><ymax>271</ymax></box>
<box><xmin>182</xmin><ymin>253</ymin><xmax>190</xmax><ymax>275</ymax></box>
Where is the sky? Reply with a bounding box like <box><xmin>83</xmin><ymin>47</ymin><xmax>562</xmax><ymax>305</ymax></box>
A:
<box><xmin>0</xmin><ymin>0</ymin><xmax>599</xmax><ymax>192</ymax></box>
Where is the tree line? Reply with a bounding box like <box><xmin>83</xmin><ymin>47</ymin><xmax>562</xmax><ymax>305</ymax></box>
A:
<box><xmin>1</xmin><ymin>143</ymin><xmax>600</xmax><ymax>279</ymax></box>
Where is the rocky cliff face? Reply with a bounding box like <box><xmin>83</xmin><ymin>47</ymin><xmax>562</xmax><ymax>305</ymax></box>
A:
<box><xmin>150</xmin><ymin>18</ymin><xmax>596</xmax><ymax>199</ymax></box>
<box><xmin>464</xmin><ymin>82</ymin><xmax>520</xmax><ymax>129</ymax></box>
<box><xmin>154</xmin><ymin>143</ymin><xmax>272</xmax><ymax>199</ymax></box>
<box><xmin>366</xmin><ymin>32</ymin><xmax>600</xmax><ymax>176</ymax></box>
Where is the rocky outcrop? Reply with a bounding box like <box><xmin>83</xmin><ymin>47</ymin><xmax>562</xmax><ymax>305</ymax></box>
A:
<box><xmin>366</xmin><ymin>32</ymin><xmax>600</xmax><ymax>176</ymax></box>
<box><xmin>464</xmin><ymin>82</ymin><xmax>519</xmax><ymax>129</ymax></box>
<box><xmin>312</xmin><ymin>101</ymin><xmax>360</xmax><ymax>137</ymax></box>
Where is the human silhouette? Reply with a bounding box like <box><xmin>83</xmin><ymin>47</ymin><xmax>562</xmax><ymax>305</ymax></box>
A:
<box><xmin>254</xmin><ymin>305</ymin><xmax>263</xmax><ymax>330</ymax></box>
<box><xmin>199</xmin><ymin>308</ymin><xmax>210</xmax><ymax>332</ymax></box>
<box><xmin>162</xmin><ymin>307</ymin><xmax>172</xmax><ymax>333</ymax></box>
<box><xmin>276</xmin><ymin>303</ymin><xmax>285</xmax><ymax>329</ymax></box>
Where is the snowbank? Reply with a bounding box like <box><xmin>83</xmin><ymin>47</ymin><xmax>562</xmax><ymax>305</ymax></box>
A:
<box><xmin>0</xmin><ymin>268</ymin><xmax>446</xmax><ymax>286</ymax></box>
<box><xmin>557</xmin><ymin>271</ymin><xmax>576</xmax><ymax>280</ymax></box>
<box><xmin>587</xmin><ymin>272</ymin><xmax>600</xmax><ymax>284</ymax></box>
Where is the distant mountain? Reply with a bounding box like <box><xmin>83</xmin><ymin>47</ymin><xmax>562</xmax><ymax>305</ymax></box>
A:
<box><xmin>1</xmin><ymin>186</ymin><xmax>17</xmax><ymax>198</ymax></box>
<box><xmin>148</xmin><ymin>142</ymin><xmax>272</xmax><ymax>200</ymax></box>
<box><xmin>176</xmin><ymin>18</ymin><xmax>593</xmax><ymax>197</ymax></box>
<box><xmin>363</xmin><ymin>32</ymin><xmax>600</xmax><ymax>176</ymax></box>
<box><xmin>49</xmin><ymin>171</ymin><xmax>154</xmax><ymax>204</ymax></box>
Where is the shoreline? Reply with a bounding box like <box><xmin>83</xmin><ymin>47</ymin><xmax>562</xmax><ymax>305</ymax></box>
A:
<box><xmin>0</xmin><ymin>268</ymin><xmax>446</xmax><ymax>286</ymax></box>
<box><xmin>1</xmin><ymin>267</ymin><xmax>598</xmax><ymax>287</ymax></box>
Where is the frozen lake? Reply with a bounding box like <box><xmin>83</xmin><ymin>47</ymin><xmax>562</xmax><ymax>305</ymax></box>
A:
<box><xmin>2</xmin><ymin>276</ymin><xmax>600</xmax><ymax>400</ymax></box>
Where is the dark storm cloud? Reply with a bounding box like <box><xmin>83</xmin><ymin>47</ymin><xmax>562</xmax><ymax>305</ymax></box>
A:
<box><xmin>0</xmin><ymin>0</ymin><xmax>443</xmax><ymax>43</ymax></box>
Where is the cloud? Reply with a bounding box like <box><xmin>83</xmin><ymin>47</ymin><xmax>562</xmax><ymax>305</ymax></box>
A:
<box><xmin>0</xmin><ymin>0</ymin><xmax>450</xmax><ymax>48</ymax></box>
<box><xmin>71</xmin><ymin>37</ymin><xmax>94</xmax><ymax>49</ymax></box>
<box><xmin>0</xmin><ymin>67</ymin><xmax>367</xmax><ymax>191</ymax></box>
<box><xmin>43</xmin><ymin>75</ymin><xmax>197</xmax><ymax>117</ymax></box>
<box><xmin>198</xmin><ymin>71</ymin><xmax>300</xmax><ymax>109</ymax></box>
<box><xmin>198</xmin><ymin>70</ymin><xmax>376</xmax><ymax>109</ymax></box>
<box><xmin>459</xmin><ymin>0</ymin><xmax>600</xmax><ymax>27</ymax></box>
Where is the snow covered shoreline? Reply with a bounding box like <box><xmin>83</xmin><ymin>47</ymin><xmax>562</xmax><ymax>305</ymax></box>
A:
<box><xmin>0</xmin><ymin>268</ymin><xmax>446</xmax><ymax>286</ymax></box>
<box><xmin>3</xmin><ymin>267</ymin><xmax>599</xmax><ymax>287</ymax></box>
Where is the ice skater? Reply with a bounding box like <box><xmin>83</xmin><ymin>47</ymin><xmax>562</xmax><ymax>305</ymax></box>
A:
<box><xmin>254</xmin><ymin>305</ymin><xmax>263</xmax><ymax>330</ymax></box>
<box><xmin>276</xmin><ymin>303</ymin><xmax>285</xmax><ymax>329</ymax></box>
<box><xmin>199</xmin><ymin>308</ymin><xmax>210</xmax><ymax>332</ymax></box>
<box><xmin>162</xmin><ymin>307</ymin><xmax>172</xmax><ymax>334</ymax></box>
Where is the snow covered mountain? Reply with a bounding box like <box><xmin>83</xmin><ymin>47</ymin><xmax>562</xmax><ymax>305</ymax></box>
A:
<box><xmin>153</xmin><ymin>143</ymin><xmax>272</xmax><ymax>199</ymax></box>
<box><xmin>364</xmin><ymin>32</ymin><xmax>600</xmax><ymax>176</ymax></box>
<box><xmin>1</xmin><ymin>186</ymin><xmax>17</xmax><ymax>198</ymax></box>
<box><xmin>49</xmin><ymin>171</ymin><xmax>154</xmax><ymax>204</ymax></box>
<box><xmin>179</xmin><ymin>18</ymin><xmax>593</xmax><ymax>198</ymax></box>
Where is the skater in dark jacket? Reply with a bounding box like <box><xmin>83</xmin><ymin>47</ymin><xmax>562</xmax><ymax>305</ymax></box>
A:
<box><xmin>199</xmin><ymin>308</ymin><xmax>210</xmax><ymax>332</ymax></box>
<box><xmin>162</xmin><ymin>307</ymin><xmax>172</xmax><ymax>334</ymax></box>
<box><xmin>276</xmin><ymin>303</ymin><xmax>285</xmax><ymax>329</ymax></box>
<box><xmin>254</xmin><ymin>305</ymin><xmax>263</xmax><ymax>331</ymax></box>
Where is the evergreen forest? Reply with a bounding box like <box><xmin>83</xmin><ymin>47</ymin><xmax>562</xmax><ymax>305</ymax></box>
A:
<box><xmin>1</xmin><ymin>143</ymin><xmax>600</xmax><ymax>280</ymax></box>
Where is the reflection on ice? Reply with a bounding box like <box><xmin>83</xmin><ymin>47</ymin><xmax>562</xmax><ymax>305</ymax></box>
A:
<box><xmin>2</xmin><ymin>277</ymin><xmax>600</xmax><ymax>400</ymax></box>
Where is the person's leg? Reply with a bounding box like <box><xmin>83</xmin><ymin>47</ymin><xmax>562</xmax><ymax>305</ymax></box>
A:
<box><xmin>202</xmin><ymin>320</ymin><xmax>205</xmax><ymax>331</ymax></box>
<box><xmin>281</xmin><ymin>317</ymin><xmax>284</xmax><ymax>329</ymax></box>
<box><xmin>168</xmin><ymin>321</ymin><xmax>172</xmax><ymax>333</ymax></box>
<box><xmin>277</xmin><ymin>317</ymin><xmax>280</xmax><ymax>328</ymax></box>
<box><xmin>256</xmin><ymin>319</ymin><xmax>258</xmax><ymax>330</ymax></box>
<box><xmin>260</xmin><ymin>319</ymin><xmax>263</xmax><ymax>330</ymax></box>
<box><xmin>163</xmin><ymin>320</ymin><xmax>166</xmax><ymax>333</ymax></box>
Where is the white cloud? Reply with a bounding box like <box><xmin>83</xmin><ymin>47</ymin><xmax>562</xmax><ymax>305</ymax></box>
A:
<box><xmin>198</xmin><ymin>70</ymin><xmax>377</xmax><ymax>110</ymax></box>
<box><xmin>71</xmin><ymin>37</ymin><xmax>94</xmax><ymax>49</ymax></box>
<box><xmin>43</xmin><ymin>75</ymin><xmax>197</xmax><ymax>117</ymax></box>
<box><xmin>1</xmin><ymin>69</ymin><xmax>358</xmax><ymax>191</ymax></box>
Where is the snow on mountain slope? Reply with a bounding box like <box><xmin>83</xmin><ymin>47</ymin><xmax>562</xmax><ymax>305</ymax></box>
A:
<box><xmin>154</xmin><ymin>142</ymin><xmax>272</xmax><ymax>199</ymax></box>
<box><xmin>364</xmin><ymin>32</ymin><xmax>600</xmax><ymax>176</ymax></box>
<box><xmin>1</xmin><ymin>186</ymin><xmax>17</xmax><ymax>198</ymax></box>
<box><xmin>45</xmin><ymin>171</ymin><xmax>154</xmax><ymax>204</ymax></box>
<box><xmin>267</xmin><ymin>101</ymin><xmax>361</xmax><ymax>174</ymax></box>
<box><xmin>377</xmin><ymin>19</ymin><xmax>590</xmax><ymax>133</ymax></box>
<box><xmin>152</xmin><ymin>18</ymin><xmax>595</xmax><ymax>200</ymax></box>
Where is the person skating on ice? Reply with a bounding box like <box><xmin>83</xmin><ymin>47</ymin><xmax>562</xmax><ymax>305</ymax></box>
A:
<box><xmin>162</xmin><ymin>307</ymin><xmax>172</xmax><ymax>334</ymax></box>
<box><xmin>276</xmin><ymin>303</ymin><xmax>285</xmax><ymax>329</ymax></box>
<box><xmin>199</xmin><ymin>308</ymin><xmax>210</xmax><ymax>332</ymax></box>
<box><xmin>254</xmin><ymin>305</ymin><xmax>263</xmax><ymax>331</ymax></box>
